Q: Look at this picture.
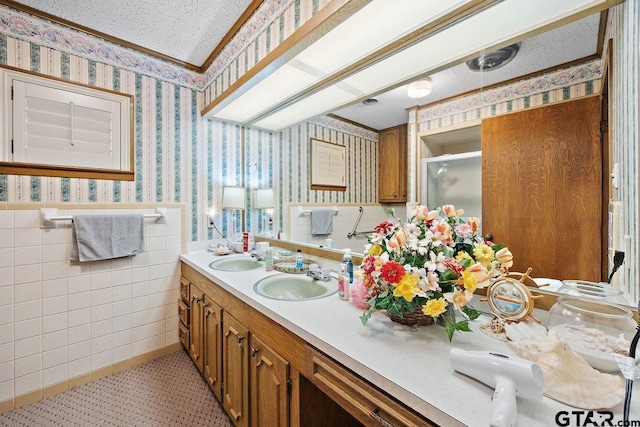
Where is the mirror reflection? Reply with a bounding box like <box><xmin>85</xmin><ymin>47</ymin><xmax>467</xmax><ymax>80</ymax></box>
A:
<box><xmin>244</xmin><ymin>11</ymin><xmax>630</xmax><ymax>304</ymax></box>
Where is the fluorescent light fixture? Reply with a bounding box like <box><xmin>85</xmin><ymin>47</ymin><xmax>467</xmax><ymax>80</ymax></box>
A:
<box><xmin>254</xmin><ymin>188</ymin><xmax>275</xmax><ymax>209</ymax></box>
<box><xmin>249</xmin><ymin>0</ymin><xmax>613</xmax><ymax>130</ymax></box>
<box><xmin>408</xmin><ymin>78</ymin><xmax>432</xmax><ymax>98</ymax></box>
<box><xmin>222</xmin><ymin>186</ymin><xmax>245</xmax><ymax>210</ymax></box>
<box><xmin>205</xmin><ymin>0</ymin><xmax>468</xmax><ymax>123</ymax></box>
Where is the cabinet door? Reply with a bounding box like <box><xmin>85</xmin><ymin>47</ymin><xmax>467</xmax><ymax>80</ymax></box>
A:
<box><xmin>204</xmin><ymin>296</ymin><xmax>223</xmax><ymax>401</ymax></box>
<box><xmin>189</xmin><ymin>284</ymin><xmax>204</xmax><ymax>373</ymax></box>
<box><xmin>482</xmin><ymin>96</ymin><xmax>602</xmax><ymax>281</ymax></box>
<box><xmin>250</xmin><ymin>335</ymin><xmax>290</xmax><ymax>427</ymax></box>
<box><xmin>378</xmin><ymin>125</ymin><xmax>407</xmax><ymax>202</ymax></box>
<box><xmin>223</xmin><ymin>312</ymin><xmax>249</xmax><ymax>427</ymax></box>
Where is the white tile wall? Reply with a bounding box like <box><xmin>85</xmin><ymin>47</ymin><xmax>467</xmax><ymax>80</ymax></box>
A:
<box><xmin>0</xmin><ymin>207</ymin><xmax>182</xmax><ymax>402</ymax></box>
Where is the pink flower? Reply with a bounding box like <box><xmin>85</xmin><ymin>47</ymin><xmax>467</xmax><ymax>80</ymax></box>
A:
<box><xmin>496</xmin><ymin>247</ymin><xmax>514</xmax><ymax>268</ymax></box>
<box><xmin>350</xmin><ymin>278</ymin><xmax>370</xmax><ymax>310</ymax></box>
<box><xmin>442</xmin><ymin>204</ymin><xmax>464</xmax><ymax>217</ymax></box>
<box><xmin>388</xmin><ymin>229</ymin><xmax>407</xmax><ymax>249</ymax></box>
<box><xmin>468</xmin><ymin>217</ymin><xmax>480</xmax><ymax>232</ymax></box>
<box><xmin>454</xmin><ymin>223</ymin><xmax>473</xmax><ymax>238</ymax></box>
<box><xmin>415</xmin><ymin>205</ymin><xmax>439</xmax><ymax>222</ymax></box>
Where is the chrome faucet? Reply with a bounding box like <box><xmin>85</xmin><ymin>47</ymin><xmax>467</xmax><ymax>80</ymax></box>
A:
<box><xmin>307</xmin><ymin>264</ymin><xmax>332</xmax><ymax>281</ymax></box>
<box><xmin>250</xmin><ymin>250</ymin><xmax>265</xmax><ymax>262</ymax></box>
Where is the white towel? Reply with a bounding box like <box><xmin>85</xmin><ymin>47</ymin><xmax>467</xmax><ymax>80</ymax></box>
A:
<box><xmin>311</xmin><ymin>209</ymin><xmax>334</xmax><ymax>235</ymax></box>
<box><xmin>70</xmin><ymin>214</ymin><xmax>144</xmax><ymax>262</ymax></box>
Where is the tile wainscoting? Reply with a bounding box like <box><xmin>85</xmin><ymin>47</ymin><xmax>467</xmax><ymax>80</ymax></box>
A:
<box><xmin>0</xmin><ymin>203</ymin><xmax>186</xmax><ymax>412</ymax></box>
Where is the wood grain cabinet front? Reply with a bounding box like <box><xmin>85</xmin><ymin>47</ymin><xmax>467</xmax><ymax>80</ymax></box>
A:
<box><xmin>222</xmin><ymin>312</ymin><xmax>250</xmax><ymax>427</ymax></box>
<box><xmin>203</xmin><ymin>295</ymin><xmax>223</xmax><ymax>401</ymax></box>
<box><xmin>250</xmin><ymin>334</ymin><xmax>290</xmax><ymax>427</ymax></box>
<box><xmin>189</xmin><ymin>284</ymin><xmax>204</xmax><ymax>373</ymax></box>
<box><xmin>306</xmin><ymin>345</ymin><xmax>434</xmax><ymax>427</ymax></box>
<box><xmin>378</xmin><ymin>125</ymin><xmax>408</xmax><ymax>203</ymax></box>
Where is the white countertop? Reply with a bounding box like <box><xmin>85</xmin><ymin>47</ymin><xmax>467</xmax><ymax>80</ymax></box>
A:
<box><xmin>180</xmin><ymin>251</ymin><xmax>639</xmax><ymax>427</ymax></box>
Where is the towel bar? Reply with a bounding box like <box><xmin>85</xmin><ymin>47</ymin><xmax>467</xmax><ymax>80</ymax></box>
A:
<box><xmin>297</xmin><ymin>206</ymin><xmax>339</xmax><ymax>216</ymax></box>
<box><xmin>40</xmin><ymin>207</ymin><xmax>167</xmax><ymax>228</ymax></box>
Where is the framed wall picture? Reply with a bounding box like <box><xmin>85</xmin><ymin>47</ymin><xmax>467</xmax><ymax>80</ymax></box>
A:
<box><xmin>310</xmin><ymin>138</ymin><xmax>346</xmax><ymax>191</ymax></box>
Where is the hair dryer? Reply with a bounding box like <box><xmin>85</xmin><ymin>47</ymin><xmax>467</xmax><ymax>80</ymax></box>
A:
<box><xmin>450</xmin><ymin>348</ymin><xmax>544</xmax><ymax>427</ymax></box>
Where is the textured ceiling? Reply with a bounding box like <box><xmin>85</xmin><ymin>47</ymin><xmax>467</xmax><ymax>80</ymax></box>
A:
<box><xmin>9</xmin><ymin>0</ymin><xmax>253</xmax><ymax>66</ymax></box>
<box><xmin>5</xmin><ymin>1</ymin><xmax>602</xmax><ymax>130</ymax></box>
<box><xmin>334</xmin><ymin>12</ymin><xmax>601</xmax><ymax>130</ymax></box>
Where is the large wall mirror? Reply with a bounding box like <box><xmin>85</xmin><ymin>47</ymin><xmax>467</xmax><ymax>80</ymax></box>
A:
<box><xmin>243</xmin><ymin>9</ymin><xmax>631</xmax><ymax>305</ymax></box>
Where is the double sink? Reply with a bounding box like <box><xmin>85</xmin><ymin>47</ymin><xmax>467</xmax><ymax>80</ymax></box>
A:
<box><xmin>209</xmin><ymin>256</ymin><xmax>338</xmax><ymax>301</ymax></box>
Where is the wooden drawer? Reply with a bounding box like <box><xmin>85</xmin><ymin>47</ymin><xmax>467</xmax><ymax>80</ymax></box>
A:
<box><xmin>306</xmin><ymin>345</ymin><xmax>434</xmax><ymax>427</ymax></box>
<box><xmin>179</xmin><ymin>321</ymin><xmax>189</xmax><ymax>350</ymax></box>
<box><xmin>180</xmin><ymin>277</ymin><xmax>190</xmax><ymax>304</ymax></box>
<box><xmin>178</xmin><ymin>299</ymin><xmax>189</xmax><ymax>327</ymax></box>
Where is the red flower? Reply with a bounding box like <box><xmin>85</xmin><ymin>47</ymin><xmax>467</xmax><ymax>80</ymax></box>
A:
<box><xmin>374</xmin><ymin>221</ymin><xmax>395</xmax><ymax>234</ymax></box>
<box><xmin>380</xmin><ymin>261</ymin><xmax>405</xmax><ymax>284</ymax></box>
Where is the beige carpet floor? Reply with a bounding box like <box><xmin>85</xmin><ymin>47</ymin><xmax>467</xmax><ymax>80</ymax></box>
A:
<box><xmin>0</xmin><ymin>350</ymin><xmax>233</xmax><ymax>426</ymax></box>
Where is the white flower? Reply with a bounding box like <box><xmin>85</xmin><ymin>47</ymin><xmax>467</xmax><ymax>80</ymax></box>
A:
<box><xmin>424</xmin><ymin>251</ymin><xmax>446</xmax><ymax>272</ymax></box>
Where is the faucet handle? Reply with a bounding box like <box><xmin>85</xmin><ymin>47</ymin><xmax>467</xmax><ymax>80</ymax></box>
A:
<box><xmin>308</xmin><ymin>263</ymin><xmax>319</xmax><ymax>273</ymax></box>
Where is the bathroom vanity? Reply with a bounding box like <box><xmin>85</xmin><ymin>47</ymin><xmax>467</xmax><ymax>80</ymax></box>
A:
<box><xmin>180</xmin><ymin>251</ymin><xmax>640</xmax><ymax>426</ymax></box>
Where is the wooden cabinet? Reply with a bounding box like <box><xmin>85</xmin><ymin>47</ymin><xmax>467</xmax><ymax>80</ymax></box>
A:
<box><xmin>223</xmin><ymin>312</ymin><xmax>249</xmax><ymax>427</ymax></box>
<box><xmin>306</xmin><ymin>345</ymin><xmax>434</xmax><ymax>427</ymax></box>
<box><xmin>181</xmin><ymin>262</ymin><xmax>435</xmax><ymax>427</ymax></box>
<box><xmin>378</xmin><ymin>124</ymin><xmax>408</xmax><ymax>202</ymax></box>
<box><xmin>250</xmin><ymin>335</ymin><xmax>290</xmax><ymax>427</ymax></box>
<box><xmin>204</xmin><ymin>296</ymin><xmax>223</xmax><ymax>401</ymax></box>
<box><xmin>189</xmin><ymin>283</ymin><xmax>204</xmax><ymax>372</ymax></box>
<box><xmin>482</xmin><ymin>96</ymin><xmax>602</xmax><ymax>281</ymax></box>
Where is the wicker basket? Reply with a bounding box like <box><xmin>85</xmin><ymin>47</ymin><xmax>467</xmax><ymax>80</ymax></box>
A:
<box><xmin>388</xmin><ymin>306</ymin><xmax>434</xmax><ymax>326</ymax></box>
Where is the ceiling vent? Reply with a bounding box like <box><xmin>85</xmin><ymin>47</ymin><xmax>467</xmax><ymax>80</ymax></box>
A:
<box><xmin>362</xmin><ymin>98</ymin><xmax>378</xmax><ymax>105</ymax></box>
<box><xmin>466</xmin><ymin>43</ymin><xmax>521</xmax><ymax>72</ymax></box>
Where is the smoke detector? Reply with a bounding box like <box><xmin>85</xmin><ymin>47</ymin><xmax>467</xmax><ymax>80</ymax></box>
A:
<box><xmin>466</xmin><ymin>43</ymin><xmax>520</xmax><ymax>72</ymax></box>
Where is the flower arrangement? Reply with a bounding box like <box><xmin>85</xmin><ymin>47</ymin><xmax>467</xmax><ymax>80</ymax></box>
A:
<box><xmin>356</xmin><ymin>204</ymin><xmax>514</xmax><ymax>341</ymax></box>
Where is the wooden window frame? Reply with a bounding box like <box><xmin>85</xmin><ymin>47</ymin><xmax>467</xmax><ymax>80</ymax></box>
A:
<box><xmin>0</xmin><ymin>64</ymin><xmax>134</xmax><ymax>181</ymax></box>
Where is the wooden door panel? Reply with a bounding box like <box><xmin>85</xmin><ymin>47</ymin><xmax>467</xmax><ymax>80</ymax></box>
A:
<box><xmin>189</xmin><ymin>284</ymin><xmax>204</xmax><ymax>373</ymax></box>
<box><xmin>482</xmin><ymin>97</ymin><xmax>602</xmax><ymax>281</ymax></box>
<box><xmin>250</xmin><ymin>335</ymin><xmax>290</xmax><ymax>427</ymax></box>
<box><xmin>204</xmin><ymin>296</ymin><xmax>222</xmax><ymax>401</ymax></box>
<box><xmin>222</xmin><ymin>313</ymin><xmax>249</xmax><ymax>427</ymax></box>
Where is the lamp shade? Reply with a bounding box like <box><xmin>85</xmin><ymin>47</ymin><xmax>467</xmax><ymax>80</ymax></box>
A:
<box><xmin>407</xmin><ymin>77</ymin><xmax>432</xmax><ymax>98</ymax></box>
<box><xmin>254</xmin><ymin>188</ymin><xmax>275</xmax><ymax>209</ymax></box>
<box><xmin>222</xmin><ymin>186</ymin><xmax>246</xmax><ymax>209</ymax></box>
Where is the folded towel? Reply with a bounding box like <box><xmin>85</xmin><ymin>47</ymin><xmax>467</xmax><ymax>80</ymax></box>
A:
<box><xmin>311</xmin><ymin>209</ymin><xmax>334</xmax><ymax>235</ymax></box>
<box><xmin>70</xmin><ymin>214</ymin><xmax>144</xmax><ymax>262</ymax></box>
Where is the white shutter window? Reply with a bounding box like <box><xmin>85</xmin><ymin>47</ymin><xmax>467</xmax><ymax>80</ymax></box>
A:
<box><xmin>0</xmin><ymin>67</ymin><xmax>132</xmax><ymax>179</ymax></box>
<box><xmin>13</xmin><ymin>80</ymin><xmax>121</xmax><ymax>169</ymax></box>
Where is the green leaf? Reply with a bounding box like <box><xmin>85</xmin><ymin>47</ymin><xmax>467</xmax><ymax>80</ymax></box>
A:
<box><xmin>360</xmin><ymin>312</ymin><xmax>371</xmax><ymax>325</ymax></box>
<box><xmin>455</xmin><ymin>321</ymin><xmax>472</xmax><ymax>332</ymax></box>
<box><xmin>445</xmin><ymin>322</ymin><xmax>455</xmax><ymax>342</ymax></box>
<box><xmin>462</xmin><ymin>305</ymin><xmax>480</xmax><ymax>321</ymax></box>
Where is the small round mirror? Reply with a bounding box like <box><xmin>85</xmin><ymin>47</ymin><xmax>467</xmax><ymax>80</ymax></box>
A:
<box><xmin>487</xmin><ymin>277</ymin><xmax>539</xmax><ymax>322</ymax></box>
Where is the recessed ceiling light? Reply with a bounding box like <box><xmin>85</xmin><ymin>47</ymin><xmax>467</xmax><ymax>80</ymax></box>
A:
<box><xmin>362</xmin><ymin>98</ymin><xmax>378</xmax><ymax>105</ymax></box>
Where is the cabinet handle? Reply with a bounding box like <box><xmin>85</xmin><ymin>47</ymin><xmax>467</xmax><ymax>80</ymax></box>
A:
<box><xmin>250</xmin><ymin>348</ymin><xmax>258</xmax><ymax>357</ymax></box>
<box><xmin>237</xmin><ymin>336</ymin><xmax>244</xmax><ymax>344</ymax></box>
<box><xmin>371</xmin><ymin>408</ymin><xmax>394</xmax><ymax>427</ymax></box>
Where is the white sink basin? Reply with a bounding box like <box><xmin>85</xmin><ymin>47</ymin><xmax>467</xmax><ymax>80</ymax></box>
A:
<box><xmin>209</xmin><ymin>257</ymin><xmax>264</xmax><ymax>271</ymax></box>
<box><xmin>253</xmin><ymin>273</ymin><xmax>338</xmax><ymax>301</ymax></box>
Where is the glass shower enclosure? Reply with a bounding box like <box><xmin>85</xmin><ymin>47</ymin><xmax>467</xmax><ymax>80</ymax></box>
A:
<box><xmin>421</xmin><ymin>151</ymin><xmax>482</xmax><ymax>219</ymax></box>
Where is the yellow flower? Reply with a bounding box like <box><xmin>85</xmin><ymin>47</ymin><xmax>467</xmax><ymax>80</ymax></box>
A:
<box><xmin>392</xmin><ymin>273</ymin><xmax>420</xmax><ymax>302</ymax></box>
<box><xmin>422</xmin><ymin>297</ymin><xmax>447</xmax><ymax>317</ymax></box>
<box><xmin>456</xmin><ymin>251</ymin><xmax>472</xmax><ymax>261</ymax></box>
<box><xmin>461</xmin><ymin>269</ymin><xmax>478</xmax><ymax>292</ymax></box>
<box><xmin>473</xmin><ymin>243</ymin><xmax>495</xmax><ymax>263</ymax></box>
<box><xmin>368</xmin><ymin>244</ymin><xmax>382</xmax><ymax>256</ymax></box>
